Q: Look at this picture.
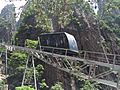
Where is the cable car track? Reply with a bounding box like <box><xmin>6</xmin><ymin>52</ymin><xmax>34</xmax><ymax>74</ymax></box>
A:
<box><xmin>1</xmin><ymin>43</ymin><xmax>120</xmax><ymax>89</ymax></box>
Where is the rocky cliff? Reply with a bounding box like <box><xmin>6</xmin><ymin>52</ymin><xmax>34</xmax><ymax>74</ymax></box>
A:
<box><xmin>15</xmin><ymin>4</ymin><xmax>120</xmax><ymax>90</ymax></box>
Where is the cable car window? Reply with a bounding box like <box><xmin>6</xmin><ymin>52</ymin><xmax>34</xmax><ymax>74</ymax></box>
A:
<box><xmin>47</xmin><ymin>39</ymin><xmax>49</xmax><ymax>45</ymax></box>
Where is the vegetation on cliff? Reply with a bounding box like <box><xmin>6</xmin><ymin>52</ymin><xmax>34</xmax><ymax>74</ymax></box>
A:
<box><xmin>0</xmin><ymin>0</ymin><xmax>120</xmax><ymax>90</ymax></box>
<box><xmin>14</xmin><ymin>0</ymin><xmax>120</xmax><ymax>90</ymax></box>
<box><xmin>0</xmin><ymin>4</ymin><xmax>16</xmax><ymax>44</ymax></box>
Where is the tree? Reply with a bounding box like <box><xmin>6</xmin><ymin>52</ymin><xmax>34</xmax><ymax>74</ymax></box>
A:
<box><xmin>97</xmin><ymin>0</ymin><xmax>120</xmax><ymax>33</ymax></box>
<box><xmin>25</xmin><ymin>39</ymin><xmax>38</xmax><ymax>49</ymax></box>
<box><xmin>19</xmin><ymin>0</ymin><xmax>91</xmax><ymax>32</ymax></box>
<box><xmin>8</xmin><ymin>51</ymin><xmax>27</xmax><ymax>74</ymax></box>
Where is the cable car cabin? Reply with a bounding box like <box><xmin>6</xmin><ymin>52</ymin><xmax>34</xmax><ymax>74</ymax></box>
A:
<box><xmin>37</xmin><ymin>32</ymin><xmax>78</xmax><ymax>56</ymax></box>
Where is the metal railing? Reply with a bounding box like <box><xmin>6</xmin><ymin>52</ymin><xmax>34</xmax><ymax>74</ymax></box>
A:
<box><xmin>3</xmin><ymin>43</ymin><xmax>120</xmax><ymax>66</ymax></box>
<box><xmin>38</xmin><ymin>45</ymin><xmax>120</xmax><ymax>66</ymax></box>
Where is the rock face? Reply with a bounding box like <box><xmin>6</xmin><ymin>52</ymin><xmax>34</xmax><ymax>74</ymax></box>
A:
<box><xmin>0</xmin><ymin>4</ymin><xmax>15</xmax><ymax>22</ymax></box>
<box><xmin>0</xmin><ymin>27</ymin><xmax>11</xmax><ymax>43</ymax></box>
<box><xmin>59</xmin><ymin>11</ymin><xmax>120</xmax><ymax>90</ymax></box>
<box><xmin>63</xmin><ymin>21</ymin><xmax>103</xmax><ymax>52</ymax></box>
<box><xmin>44</xmin><ymin>64</ymin><xmax>72</xmax><ymax>90</ymax></box>
<box><xmin>0</xmin><ymin>4</ymin><xmax>16</xmax><ymax>44</ymax></box>
<box><xmin>62</xmin><ymin>21</ymin><xmax>120</xmax><ymax>54</ymax></box>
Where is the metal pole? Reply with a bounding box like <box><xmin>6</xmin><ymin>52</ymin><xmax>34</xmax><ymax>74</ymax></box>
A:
<box><xmin>32</xmin><ymin>54</ymin><xmax>37</xmax><ymax>90</ymax></box>
<box><xmin>65</xmin><ymin>49</ymin><xmax>67</xmax><ymax>56</ymax></box>
<box><xmin>38</xmin><ymin>37</ymin><xmax>41</xmax><ymax>51</ymax></box>
<box><xmin>22</xmin><ymin>55</ymin><xmax>29</xmax><ymax>86</ymax></box>
<box><xmin>112</xmin><ymin>55</ymin><xmax>116</xmax><ymax>70</ymax></box>
<box><xmin>5</xmin><ymin>48</ymin><xmax>7</xmax><ymax>75</ymax></box>
<box><xmin>117</xmin><ymin>71</ymin><xmax>120</xmax><ymax>90</ymax></box>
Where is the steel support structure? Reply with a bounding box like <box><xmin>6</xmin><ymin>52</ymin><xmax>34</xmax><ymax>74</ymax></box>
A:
<box><xmin>1</xmin><ymin>44</ymin><xmax>120</xmax><ymax>89</ymax></box>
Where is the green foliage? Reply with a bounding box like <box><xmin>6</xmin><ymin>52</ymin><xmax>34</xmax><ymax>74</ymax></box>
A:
<box><xmin>99</xmin><ymin>20</ymin><xmax>111</xmax><ymax>31</ymax></box>
<box><xmin>98</xmin><ymin>0</ymin><xmax>120</xmax><ymax>33</ymax></box>
<box><xmin>23</xmin><ymin>64</ymin><xmax>49</xmax><ymax>89</ymax></box>
<box><xmin>8</xmin><ymin>51</ymin><xmax>27</xmax><ymax>74</ymax></box>
<box><xmin>25</xmin><ymin>39</ymin><xmax>38</xmax><ymax>49</ymax></box>
<box><xmin>40</xmin><ymin>79</ymin><xmax>49</xmax><ymax>89</ymax></box>
<box><xmin>35</xmin><ymin>64</ymin><xmax>44</xmax><ymax>78</ymax></box>
<box><xmin>81</xmin><ymin>80</ymin><xmax>95</xmax><ymax>90</ymax></box>
<box><xmin>0</xmin><ymin>80</ymin><xmax>5</xmax><ymax>86</ymax></box>
<box><xmin>19</xmin><ymin>0</ymin><xmax>51</xmax><ymax>32</ymax></box>
<box><xmin>24</xmin><ymin>67</ymin><xmax>34</xmax><ymax>84</ymax></box>
<box><xmin>51</xmin><ymin>82</ymin><xmax>64</xmax><ymax>90</ymax></box>
<box><xmin>116</xmin><ymin>37</ymin><xmax>120</xmax><ymax>47</ymax></box>
<box><xmin>38</xmin><ymin>0</ymin><xmax>73</xmax><ymax>27</ymax></box>
<box><xmin>75</xmin><ymin>77</ymin><xmax>99</xmax><ymax>90</ymax></box>
<box><xmin>24</xmin><ymin>64</ymin><xmax>44</xmax><ymax>83</ymax></box>
<box><xmin>19</xmin><ymin>0</ymin><xmax>93</xmax><ymax>32</ymax></box>
<box><xmin>0</xmin><ymin>80</ymin><xmax>5</xmax><ymax>90</ymax></box>
<box><xmin>8</xmin><ymin>50</ymin><xmax>47</xmax><ymax>89</ymax></box>
<box><xmin>15</xmin><ymin>86</ymin><xmax>34</xmax><ymax>90</ymax></box>
<box><xmin>0</xmin><ymin>47</ymin><xmax>5</xmax><ymax>52</ymax></box>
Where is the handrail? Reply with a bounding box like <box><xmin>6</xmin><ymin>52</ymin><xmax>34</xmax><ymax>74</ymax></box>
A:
<box><xmin>80</xmin><ymin>50</ymin><xmax>120</xmax><ymax>57</ymax></box>
<box><xmin>39</xmin><ymin>45</ymin><xmax>120</xmax><ymax>57</ymax></box>
<box><xmin>1</xmin><ymin>43</ymin><xmax>120</xmax><ymax>57</ymax></box>
<box><xmin>1</xmin><ymin>43</ymin><xmax>120</xmax><ymax>65</ymax></box>
<box><xmin>3</xmin><ymin>44</ymin><xmax>120</xmax><ymax>60</ymax></box>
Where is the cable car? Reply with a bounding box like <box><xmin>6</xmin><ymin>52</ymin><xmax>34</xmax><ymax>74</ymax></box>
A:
<box><xmin>37</xmin><ymin>32</ymin><xmax>79</xmax><ymax>56</ymax></box>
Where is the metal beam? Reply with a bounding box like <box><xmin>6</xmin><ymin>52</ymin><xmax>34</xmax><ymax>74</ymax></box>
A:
<box><xmin>1</xmin><ymin>44</ymin><xmax>120</xmax><ymax>88</ymax></box>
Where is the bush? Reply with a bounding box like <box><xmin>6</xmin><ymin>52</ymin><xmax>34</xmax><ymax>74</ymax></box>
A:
<box><xmin>51</xmin><ymin>82</ymin><xmax>64</xmax><ymax>90</ymax></box>
<box><xmin>15</xmin><ymin>86</ymin><xmax>34</xmax><ymax>90</ymax></box>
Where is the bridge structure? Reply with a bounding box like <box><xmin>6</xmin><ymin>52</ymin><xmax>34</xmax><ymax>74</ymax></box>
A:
<box><xmin>1</xmin><ymin>43</ymin><xmax>120</xmax><ymax>90</ymax></box>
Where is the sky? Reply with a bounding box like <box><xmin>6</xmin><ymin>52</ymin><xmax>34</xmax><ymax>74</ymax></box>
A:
<box><xmin>0</xmin><ymin>0</ymin><xmax>27</xmax><ymax>21</ymax></box>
